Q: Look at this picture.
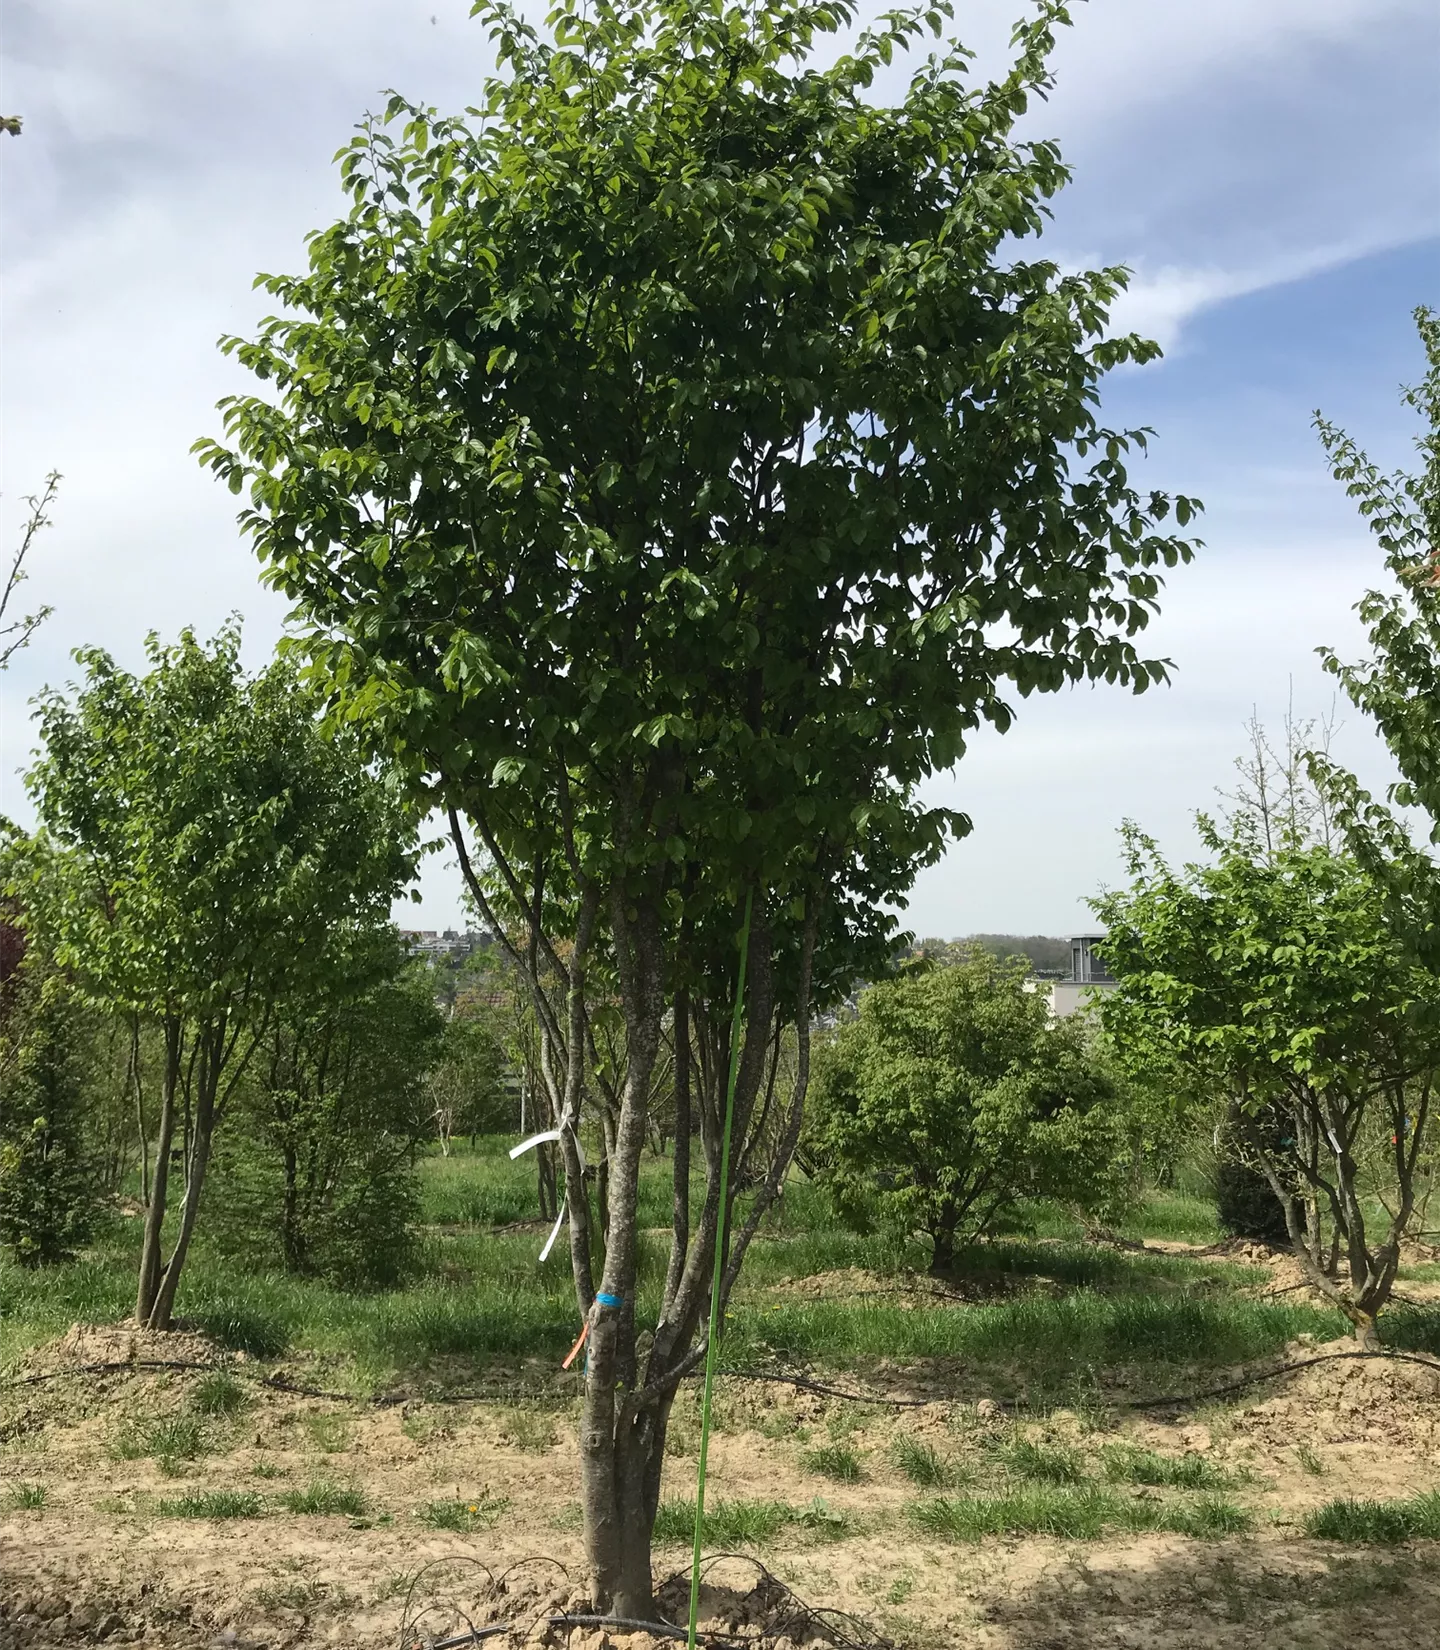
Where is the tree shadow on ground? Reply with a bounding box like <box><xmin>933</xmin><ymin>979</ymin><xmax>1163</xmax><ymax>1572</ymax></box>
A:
<box><xmin>963</xmin><ymin>1538</ymin><xmax>1439</xmax><ymax>1650</ymax></box>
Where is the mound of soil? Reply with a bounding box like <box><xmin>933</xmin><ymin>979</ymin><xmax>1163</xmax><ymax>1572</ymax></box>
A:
<box><xmin>1236</xmin><ymin>1339</ymin><xmax>1440</xmax><ymax>1451</ymax></box>
<box><xmin>14</xmin><ymin>1319</ymin><xmax>233</xmax><ymax>1380</ymax></box>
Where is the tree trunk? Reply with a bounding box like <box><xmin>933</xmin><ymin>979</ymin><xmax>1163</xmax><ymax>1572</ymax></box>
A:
<box><xmin>281</xmin><ymin>1143</ymin><xmax>302</xmax><ymax>1272</ymax></box>
<box><xmin>147</xmin><ymin>1025</ymin><xmax>222</xmax><ymax>1330</ymax></box>
<box><xmin>135</xmin><ymin>1018</ymin><xmax>182</xmax><ymax>1324</ymax></box>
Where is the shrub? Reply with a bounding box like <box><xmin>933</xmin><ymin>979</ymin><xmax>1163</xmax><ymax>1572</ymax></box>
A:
<box><xmin>208</xmin><ymin>946</ymin><xmax>441</xmax><ymax>1290</ymax></box>
<box><xmin>809</xmin><ymin>951</ymin><xmax>1128</xmax><ymax>1272</ymax></box>
<box><xmin>0</xmin><ymin>964</ymin><xmax>101</xmax><ymax>1267</ymax></box>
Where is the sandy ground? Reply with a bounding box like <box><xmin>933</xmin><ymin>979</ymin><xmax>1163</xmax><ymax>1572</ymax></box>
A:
<box><xmin>4</xmin><ymin>1258</ymin><xmax>1440</xmax><ymax>1648</ymax></box>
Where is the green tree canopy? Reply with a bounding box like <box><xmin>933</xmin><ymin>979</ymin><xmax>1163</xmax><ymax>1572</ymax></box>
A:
<box><xmin>1094</xmin><ymin>817</ymin><xmax>1440</xmax><ymax>1346</ymax></box>
<box><xmin>196</xmin><ymin>0</ymin><xmax>1199</xmax><ymax>1611</ymax></box>
<box><xmin>19</xmin><ymin>624</ymin><xmax>419</xmax><ymax>1327</ymax></box>
<box><xmin>1309</xmin><ymin>309</ymin><xmax>1440</xmax><ymax>973</ymax></box>
<box><xmin>811</xmin><ymin>946</ymin><xmax>1124</xmax><ymax>1270</ymax></box>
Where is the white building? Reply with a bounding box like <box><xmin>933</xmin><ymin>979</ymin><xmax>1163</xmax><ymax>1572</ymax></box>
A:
<box><xmin>1049</xmin><ymin>934</ymin><xmax>1117</xmax><ymax>1019</ymax></box>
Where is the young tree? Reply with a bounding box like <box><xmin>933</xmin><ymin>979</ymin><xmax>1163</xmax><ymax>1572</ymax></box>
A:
<box><xmin>198</xmin><ymin>0</ymin><xmax>1199</xmax><ymax>1612</ymax></box>
<box><xmin>215</xmin><ymin>930</ymin><xmax>442</xmax><ymax>1285</ymax></box>
<box><xmin>1307</xmin><ymin>309</ymin><xmax>1440</xmax><ymax>981</ymax></box>
<box><xmin>0</xmin><ymin>947</ymin><xmax>100</xmax><ymax>1267</ymax></box>
<box><xmin>21</xmin><ymin>626</ymin><xmax>418</xmax><ymax>1328</ymax></box>
<box><xmin>1096</xmin><ymin>820</ymin><xmax>1440</xmax><ymax>1347</ymax></box>
<box><xmin>810</xmin><ymin>947</ymin><xmax>1124</xmax><ymax>1270</ymax></box>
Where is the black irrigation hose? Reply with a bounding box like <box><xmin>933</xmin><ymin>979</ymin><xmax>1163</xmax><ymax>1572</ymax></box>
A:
<box><xmin>9</xmin><ymin>1348</ymin><xmax>1438</xmax><ymax>1422</ymax></box>
<box><xmin>0</xmin><ymin>1357</ymin><xmax>931</xmax><ymax>1411</ymax></box>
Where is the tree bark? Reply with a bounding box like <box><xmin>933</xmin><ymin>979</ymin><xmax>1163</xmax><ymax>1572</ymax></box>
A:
<box><xmin>147</xmin><ymin>1022</ymin><xmax>223</xmax><ymax>1330</ymax></box>
<box><xmin>135</xmin><ymin>1017</ymin><xmax>182</xmax><ymax>1325</ymax></box>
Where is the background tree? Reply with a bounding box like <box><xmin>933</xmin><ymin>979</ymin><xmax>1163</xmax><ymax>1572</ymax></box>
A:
<box><xmin>0</xmin><ymin>932</ymin><xmax>100</xmax><ymax>1266</ymax></box>
<box><xmin>427</xmin><ymin>1002</ymin><xmax>509</xmax><ymax>1154</ymax></box>
<box><xmin>810</xmin><ymin>947</ymin><xmax>1125</xmax><ymax>1270</ymax></box>
<box><xmin>1307</xmin><ymin>309</ymin><xmax>1440</xmax><ymax>995</ymax></box>
<box><xmin>212</xmin><ymin>929</ymin><xmax>442</xmax><ymax>1286</ymax></box>
<box><xmin>21</xmin><ymin>626</ymin><xmax>418</xmax><ymax>1328</ymax></box>
<box><xmin>199</xmin><ymin>0</ymin><xmax>1199</xmax><ymax>1612</ymax></box>
<box><xmin>1096</xmin><ymin>819</ymin><xmax>1440</xmax><ymax>1347</ymax></box>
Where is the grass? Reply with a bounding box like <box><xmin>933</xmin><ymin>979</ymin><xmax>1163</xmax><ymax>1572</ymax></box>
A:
<box><xmin>0</xmin><ymin>1143</ymin><xmax>1356</xmax><ymax>1404</ymax></box>
<box><xmin>802</xmin><ymin>1442</ymin><xmax>864</xmax><ymax>1482</ymax></box>
<box><xmin>652</xmin><ymin>1496</ymin><xmax>854</xmax><ymax>1546</ymax></box>
<box><xmin>996</xmin><ymin>1439</ymin><xmax>1088</xmax><ymax>1484</ymax></box>
<box><xmin>415</xmin><ymin>1493</ymin><xmax>510</xmax><ymax>1533</ymax></box>
<box><xmin>889</xmin><ymin>1436</ymin><xmax>961</xmax><ymax>1489</ymax></box>
<box><xmin>155</xmin><ymin>1489</ymin><xmax>264</xmax><ymax>1519</ymax></box>
<box><xmin>110</xmin><ymin>1412</ymin><xmax>208</xmax><ymax>1475</ymax></box>
<box><xmin>280</xmin><ymin>1480</ymin><xmax>368</xmax><ymax>1517</ymax></box>
<box><xmin>305</xmin><ymin>1414</ymin><xmax>351</xmax><ymax>1454</ymax></box>
<box><xmin>190</xmin><ymin>1371</ymin><xmax>249</xmax><ymax>1417</ymax></box>
<box><xmin>6</xmin><ymin>1482</ymin><xmax>47</xmax><ymax>1510</ymax></box>
<box><xmin>497</xmin><ymin>1405</ymin><xmax>559</xmax><ymax>1453</ymax></box>
<box><xmin>908</xmin><ymin>1486</ymin><xmax>1255</xmax><ymax>1542</ymax></box>
<box><xmin>1100</xmin><ymin>1445</ymin><xmax>1235</xmax><ymax>1490</ymax></box>
<box><xmin>1303</xmin><ymin>1493</ymin><xmax>1440</xmax><ymax>1544</ymax></box>
<box><xmin>1296</xmin><ymin>1444</ymin><xmax>1327</xmax><ymax>1477</ymax></box>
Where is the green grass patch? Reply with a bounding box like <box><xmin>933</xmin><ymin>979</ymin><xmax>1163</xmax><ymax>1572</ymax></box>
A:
<box><xmin>997</xmin><ymin>1439</ymin><xmax>1088</xmax><ymax>1484</ymax></box>
<box><xmin>802</xmin><ymin>1442</ymin><xmax>863</xmax><ymax>1483</ymax></box>
<box><xmin>155</xmin><ymin>1489</ymin><xmax>264</xmax><ymax>1520</ymax></box>
<box><xmin>414</xmin><ymin>1493</ymin><xmax>510</xmax><ymax>1533</ymax></box>
<box><xmin>889</xmin><ymin>1435</ymin><xmax>961</xmax><ymax>1489</ymax></box>
<box><xmin>6</xmin><ymin>1482</ymin><xmax>47</xmax><ymax>1510</ymax></box>
<box><xmin>652</xmin><ymin>1496</ymin><xmax>853</xmax><ymax>1546</ymax></box>
<box><xmin>190</xmin><ymin>1371</ymin><xmax>249</xmax><ymax>1417</ymax></box>
<box><xmin>110</xmin><ymin>1412</ymin><xmax>208</xmax><ymax>1474</ymax></box>
<box><xmin>1303</xmin><ymin>1493</ymin><xmax>1440</xmax><ymax>1544</ymax></box>
<box><xmin>280</xmin><ymin>1480</ymin><xmax>368</xmax><ymax>1517</ymax></box>
<box><xmin>727</xmin><ymin>1291</ymin><xmax>1339</xmax><ymax>1385</ymax></box>
<box><xmin>908</xmin><ymin>1486</ymin><xmax>1255</xmax><ymax>1542</ymax></box>
<box><xmin>497</xmin><ymin>1405</ymin><xmax>559</xmax><ymax>1453</ymax></box>
<box><xmin>1100</xmin><ymin>1445</ymin><xmax>1234</xmax><ymax>1489</ymax></box>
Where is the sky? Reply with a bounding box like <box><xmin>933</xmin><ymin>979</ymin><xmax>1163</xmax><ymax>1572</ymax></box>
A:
<box><xmin>2</xmin><ymin>0</ymin><xmax>1438</xmax><ymax>938</ymax></box>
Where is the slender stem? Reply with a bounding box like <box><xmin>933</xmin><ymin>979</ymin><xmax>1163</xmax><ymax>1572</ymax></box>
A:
<box><xmin>687</xmin><ymin>888</ymin><xmax>754</xmax><ymax>1650</ymax></box>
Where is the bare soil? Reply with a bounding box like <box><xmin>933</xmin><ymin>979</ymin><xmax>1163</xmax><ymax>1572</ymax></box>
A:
<box><xmin>4</xmin><ymin>1301</ymin><xmax>1440</xmax><ymax>1650</ymax></box>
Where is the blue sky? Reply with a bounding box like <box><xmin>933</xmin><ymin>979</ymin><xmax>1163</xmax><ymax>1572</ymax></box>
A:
<box><xmin>2</xmin><ymin>0</ymin><xmax>1438</xmax><ymax>935</ymax></box>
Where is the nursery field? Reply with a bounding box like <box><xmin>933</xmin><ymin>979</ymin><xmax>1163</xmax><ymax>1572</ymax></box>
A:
<box><xmin>3</xmin><ymin>1141</ymin><xmax>1440</xmax><ymax>1649</ymax></box>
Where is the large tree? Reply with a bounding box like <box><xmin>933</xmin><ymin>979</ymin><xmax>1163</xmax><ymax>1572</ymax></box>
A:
<box><xmin>198</xmin><ymin>0</ymin><xmax>1198</xmax><ymax>1614</ymax></box>
<box><xmin>21</xmin><ymin>626</ymin><xmax>418</xmax><ymax>1328</ymax></box>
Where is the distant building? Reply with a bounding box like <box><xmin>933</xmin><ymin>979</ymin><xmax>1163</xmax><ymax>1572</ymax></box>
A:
<box><xmin>398</xmin><ymin>927</ymin><xmax>491</xmax><ymax>963</ymax></box>
<box><xmin>1049</xmin><ymin>934</ymin><xmax>1116</xmax><ymax>1019</ymax></box>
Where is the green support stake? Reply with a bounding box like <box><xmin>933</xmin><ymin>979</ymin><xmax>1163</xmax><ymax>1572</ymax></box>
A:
<box><xmin>687</xmin><ymin>887</ymin><xmax>754</xmax><ymax>1649</ymax></box>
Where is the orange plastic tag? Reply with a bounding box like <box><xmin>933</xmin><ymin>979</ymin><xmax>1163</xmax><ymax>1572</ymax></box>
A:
<box><xmin>561</xmin><ymin>1321</ymin><xmax>590</xmax><ymax>1371</ymax></box>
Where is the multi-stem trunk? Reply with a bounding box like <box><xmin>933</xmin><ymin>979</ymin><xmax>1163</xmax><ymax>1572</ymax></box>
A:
<box><xmin>579</xmin><ymin>888</ymin><xmax>665</xmax><ymax>1617</ymax></box>
<box><xmin>148</xmin><ymin>1020</ymin><xmax>227</xmax><ymax>1330</ymax></box>
<box><xmin>135</xmin><ymin>1016</ymin><xmax>182</xmax><ymax>1325</ymax></box>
